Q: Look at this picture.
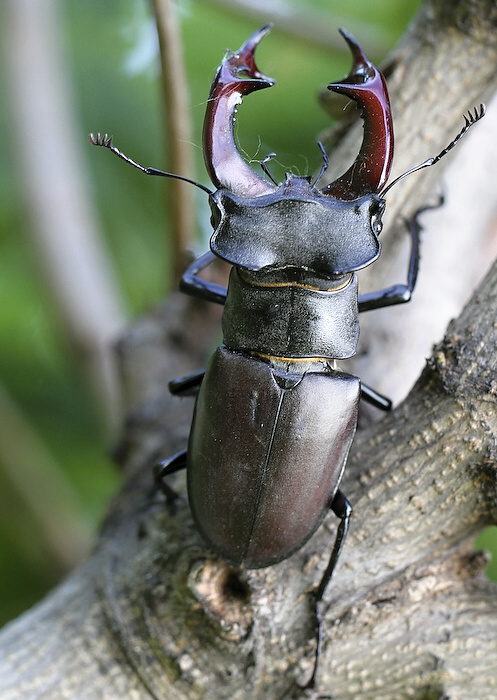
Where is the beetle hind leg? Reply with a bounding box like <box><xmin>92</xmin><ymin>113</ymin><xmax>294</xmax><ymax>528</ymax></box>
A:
<box><xmin>316</xmin><ymin>489</ymin><xmax>353</xmax><ymax>602</ymax></box>
<box><xmin>304</xmin><ymin>489</ymin><xmax>353</xmax><ymax>690</ymax></box>
<box><xmin>361</xmin><ymin>383</ymin><xmax>392</xmax><ymax>411</ymax></box>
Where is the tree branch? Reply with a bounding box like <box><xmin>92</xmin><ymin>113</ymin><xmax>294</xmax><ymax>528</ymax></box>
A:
<box><xmin>1</xmin><ymin>0</ymin><xmax>497</xmax><ymax>698</ymax></box>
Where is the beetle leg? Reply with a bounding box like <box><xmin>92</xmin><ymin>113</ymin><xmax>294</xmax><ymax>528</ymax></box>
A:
<box><xmin>179</xmin><ymin>251</ymin><xmax>227</xmax><ymax>305</ymax></box>
<box><xmin>357</xmin><ymin>213</ymin><xmax>421</xmax><ymax>312</ymax></box>
<box><xmin>315</xmin><ymin>490</ymin><xmax>353</xmax><ymax>602</ymax></box>
<box><xmin>155</xmin><ymin>449</ymin><xmax>187</xmax><ymax>480</ymax></box>
<box><xmin>361</xmin><ymin>383</ymin><xmax>392</xmax><ymax>411</ymax></box>
<box><xmin>154</xmin><ymin>450</ymin><xmax>187</xmax><ymax>506</ymax></box>
<box><xmin>305</xmin><ymin>489</ymin><xmax>353</xmax><ymax>689</ymax></box>
<box><xmin>358</xmin><ymin>199</ymin><xmax>443</xmax><ymax>313</ymax></box>
<box><xmin>169</xmin><ymin>369</ymin><xmax>205</xmax><ymax>397</ymax></box>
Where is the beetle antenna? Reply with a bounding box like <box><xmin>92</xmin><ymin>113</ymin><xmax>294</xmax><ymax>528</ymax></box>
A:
<box><xmin>379</xmin><ymin>104</ymin><xmax>485</xmax><ymax>198</ymax></box>
<box><xmin>314</xmin><ymin>142</ymin><xmax>329</xmax><ymax>186</ymax></box>
<box><xmin>430</xmin><ymin>104</ymin><xmax>486</xmax><ymax>165</ymax></box>
<box><xmin>260</xmin><ymin>152</ymin><xmax>280</xmax><ymax>185</ymax></box>
<box><xmin>88</xmin><ymin>133</ymin><xmax>213</xmax><ymax>195</ymax></box>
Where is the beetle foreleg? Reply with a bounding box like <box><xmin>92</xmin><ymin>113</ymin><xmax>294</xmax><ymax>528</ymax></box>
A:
<box><xmin>357</xmin><ymin>214</ymin><xmax>421</xmax><ymax>312</ymax></box>
<box><xmin>179</xmin><ymin>251</ymin><xmax>227</xmax><ymax>305</ymax></box>
<box><xmin>358</xmin><ymin>199</ymin><xmax>444</xmax><ymax>313</ymax></box>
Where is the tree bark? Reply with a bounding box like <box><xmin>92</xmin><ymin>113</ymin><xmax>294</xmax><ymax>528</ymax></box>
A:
<box><xmin>2</xmin><ymin>1</ymin><xmax>497</xmax><ymax>698</ymax></box>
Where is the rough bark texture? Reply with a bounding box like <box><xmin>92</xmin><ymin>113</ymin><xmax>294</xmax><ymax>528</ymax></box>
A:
<box><xmin>325</xmin><ymin>0</ymin><xmax>497</xmax><ymax>404</ymax></box>
<box><xmin>2</xmin><ymin>1</ymin><xmax>497</xmax><ymax>698</ymax></box>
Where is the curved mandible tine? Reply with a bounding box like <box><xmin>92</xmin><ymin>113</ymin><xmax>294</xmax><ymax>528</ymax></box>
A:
<box><xmin>260</xmin><ymin>152</ymin><xmax>279</xmax><ymax>185</ymax></box>
<box><xmin>321</xmin><ymin>29</ymin><xmax>394</xmax><ymax>200</ymax></box>
<box><xmin>202</xmin><ymin>25</ymin><xmax>277</xmax><ymax>197</ymax></box>
<box><xmin>314</xmin><ymin>141</ymin><xmax>329</xmax><ymax>187</ymax></box>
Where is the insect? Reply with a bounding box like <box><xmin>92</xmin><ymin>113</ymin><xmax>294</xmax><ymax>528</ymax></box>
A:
<box><xmin>90</xmin><ymin>25</ymin><xmax>484</xmax><ymax>686</ymax></box>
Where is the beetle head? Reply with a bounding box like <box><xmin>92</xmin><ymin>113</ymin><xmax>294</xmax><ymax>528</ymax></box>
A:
<box><xmin>210</xmin><ymin>175</ymin><xmax>385</xmax><ymax>276</ymax></box>
<box><xmin>205</xmin><ymin>27</ymin><xmax>392</xmax><ymax>277</ymax></box>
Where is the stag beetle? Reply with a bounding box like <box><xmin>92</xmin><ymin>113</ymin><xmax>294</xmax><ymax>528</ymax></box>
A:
<box><xmin>90</xmin><ymin>24</ymin><xmax>484</xmax><ymax>686</ymax></box>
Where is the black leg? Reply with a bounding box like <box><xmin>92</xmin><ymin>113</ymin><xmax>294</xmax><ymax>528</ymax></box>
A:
<box><xmin>358</xmin><ymin>213</ymin><xmax>421</xmax><ymax>313</ymax></box>
<box><xmin>315</xmin><ymin>490</ymin><xmax>353</xmax><ymax>602</ymax></box>
<box><xmin>154</xmin><ymin>450</ymin><xmax>188</xmax><ymax>505</ymax></box>
<box><xmin>361</xmin><ymin>383</ymin><xmax>392</xmax><ymax>411</ymax></box>
<box><xmin>305</xmin><ymin>490</ymin><xmax>353</xmax><ymax>690</ymax></box>
<box><xmin>358</xmin><ymin>199</ymin><xmax>443</xmax><ymax>313</ymax></box>
<box><xmin>179</xmin><ymin>251</ymin><xmax>227</xmax><ymax>305</ymax></box>
<box><xmin>169</xmin><ymin>369</ymin><xmax>205</xmax><ymax>397</ymax></box>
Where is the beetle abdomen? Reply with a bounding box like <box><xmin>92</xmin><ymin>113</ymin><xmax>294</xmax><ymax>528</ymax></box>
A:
<box><xmin>187</xmin><ymin>346</ymin><xmax>360</xmax><ymax>568</ymax></box>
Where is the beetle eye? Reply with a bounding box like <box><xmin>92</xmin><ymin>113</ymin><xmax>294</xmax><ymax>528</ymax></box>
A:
<box><xmin>372</xmin><ymin>216</ymin><xmax>383</xmax><ymax>235</ymax></box>
<box><xmin>370</xmin><ymin>199</ymin><xmax>386</xmax><ymax>236</ymax></box>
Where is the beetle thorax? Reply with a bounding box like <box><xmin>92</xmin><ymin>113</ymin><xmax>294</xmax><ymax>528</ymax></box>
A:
<box><xmin>209</xmin><ymin>174</ymin><xmax>384</xmax><ymax>279</ymax></box>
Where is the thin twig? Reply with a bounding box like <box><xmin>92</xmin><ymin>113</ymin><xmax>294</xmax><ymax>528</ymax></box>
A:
<box><xmin>150</xmin><ymin>0</ymin><xmax>196</xmax><ymax>286</ymax></box>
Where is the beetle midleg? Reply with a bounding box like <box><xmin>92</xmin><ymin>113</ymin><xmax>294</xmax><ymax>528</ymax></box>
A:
<box><xmin>154</xmin><ymin>449</ymin><xmax>187</xmax><ymax>504</ymax></box>
<box><xmin>168</xmin><ymin>368</ymin><xmax>205</xmax><ymax>396</ymax></box>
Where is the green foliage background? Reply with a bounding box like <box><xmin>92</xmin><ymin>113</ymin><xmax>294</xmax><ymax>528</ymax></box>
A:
<box><xmin>4</xmin><ymin>0</ymin><xmax>494</xmax><ymax>630</ymax></box>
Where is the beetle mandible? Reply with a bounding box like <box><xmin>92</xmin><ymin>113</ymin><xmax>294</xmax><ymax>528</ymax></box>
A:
<box><xmin>90</xmin><ymin>24</ymin><xmax>484</xmax><ymax>683</ymax></box>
